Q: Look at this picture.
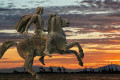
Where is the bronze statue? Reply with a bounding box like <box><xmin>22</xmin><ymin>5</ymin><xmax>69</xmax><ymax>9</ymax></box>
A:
<box><xmin>14</xmin><ymin>7</ymin><xmax>52</xmax><ymax>57</ymax></box>
<box><xmin>0</xmin><ymin>7</ymin><xmax>84</xmax><ymax>80</ymax></box>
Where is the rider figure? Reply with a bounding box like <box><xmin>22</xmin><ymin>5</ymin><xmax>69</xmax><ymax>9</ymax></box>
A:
<box><xmin>22</xmin><ymin>7</ymin><xmax>52</xmax><ymax>57</ymax></box>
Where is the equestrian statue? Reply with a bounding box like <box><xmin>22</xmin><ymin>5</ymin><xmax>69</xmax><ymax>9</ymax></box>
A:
<box><xmin>0</xmin><ymin>7</ymin><xmax>84</xmax><ymax>80</ymax></box>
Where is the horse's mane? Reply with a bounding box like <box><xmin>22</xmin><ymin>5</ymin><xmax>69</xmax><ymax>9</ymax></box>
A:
<box><xmin>14</xmin><ymin>14</ymin><xmax>32</xmax><ymax>33</ymax></box>
<box><xmin>48</xmin><ymin>14</ymin><xmax>53</xmax><ymax>33</ymax></box>
<box><xmin>48</xmin><ymin>15</ymin><xmax>66</xmax><ymax>36</ymax></box>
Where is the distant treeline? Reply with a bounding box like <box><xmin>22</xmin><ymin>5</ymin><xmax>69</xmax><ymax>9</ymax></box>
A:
<box><xmin>12</xmin><ymin>64</ymin><xmax>120</xmax><ymax>74</ymax></box>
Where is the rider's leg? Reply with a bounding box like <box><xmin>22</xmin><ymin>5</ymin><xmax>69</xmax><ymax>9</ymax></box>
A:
<box><xmin>40</xmin><ymin>33</ymin><xmax>52</xmax><ymax>57</ymax></box>
<box><xmin>24</xmin><ymin>52</ymin><xmax>35</xmax><ymax>76</ymax></box>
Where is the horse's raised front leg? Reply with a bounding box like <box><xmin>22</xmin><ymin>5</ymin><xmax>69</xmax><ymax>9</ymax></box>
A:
<box><xmin>39</xmin><ymin>56</ymin><xmax>45</xmax><ymax>65</ymax></box>
<box><xmin>64</xmin><ymin>42</ymin><xmax>84</xmax><ymax>58</ymax></box>
<box><xmin>60</xmin><ymin>50</ymin><xmax>83</xmax><ymax>66</ymax></box>
<box><xmin>24</xmin><ymin>53</ymin><xmax>40</xmax><ymax>80</ymax></box>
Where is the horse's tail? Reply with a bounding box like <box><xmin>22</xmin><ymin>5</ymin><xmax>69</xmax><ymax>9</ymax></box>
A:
<box><xmin>0</xmin><ymin>41</ymin><xmax>17</xmax><ymax>59</ymax></box>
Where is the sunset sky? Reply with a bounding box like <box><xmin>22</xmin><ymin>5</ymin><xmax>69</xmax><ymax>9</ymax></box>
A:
<box><xmin>1</xmin><ymin>0</ymin><xmax>120</xmax><ymax>69</ymax></box>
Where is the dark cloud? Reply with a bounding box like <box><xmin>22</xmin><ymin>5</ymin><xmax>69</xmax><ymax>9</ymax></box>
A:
<box><xmin>73</xmin><ymin>24</ymin><xmax>120</xmax><ymax>34</ymax></box>
<box><xmin>107</xmin><ymin>11</ymin><xmax>120</xmax><ymax>17</ymax></box>
<box><xmin>0</xmin><ymin>33</ymin><xmax>29</xmax><ymax>39</ymax></box>
<box><xmin>65</xmin><ymin>30</ymin><xmax>73</xmax><ymax>33</ymax></box>
<box><xmin>67</xmin><ymin>38</ymin><xmax>120</xmax><ymax>45</ymax></box>
<box><xmin>0</xmin><ymin>8</ymin><xmax>11</xmax><ymax>11</ymax></box>
<box><xmin>0</xmin><ymin>5</ymin><xmax>120</xmax><ymax>47</ymax></box>
<box><xmin>0</xmin><ymin>6</ymin><xmax>120</xmax><ymax>30</ymax></box>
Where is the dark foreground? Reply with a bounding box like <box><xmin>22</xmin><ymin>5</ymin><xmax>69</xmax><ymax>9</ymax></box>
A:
<box><xmin>0</xmin><ymin>73</ymin><xmax>120</xmax><ymax>80</ymax></box>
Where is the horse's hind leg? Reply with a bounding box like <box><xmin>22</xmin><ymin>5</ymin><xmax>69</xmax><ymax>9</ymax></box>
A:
<box><xmin>24</xmin><ymin>52</ymin><xmax>40</xmax><ymax>79</ymax></box>
<box><xmin>63</xmin><ymin>42</ymin><xmax>84</xmax><ymax>58</ymax></box>
<box><xmin>24</xmin><ymin>53</ymin><xmax>34</xmax><ymax>75</ymax></box>
<box><xmin>61</xmin><ymin>50</ymin><xmax>83</xmax><ymax>66</ymax></box>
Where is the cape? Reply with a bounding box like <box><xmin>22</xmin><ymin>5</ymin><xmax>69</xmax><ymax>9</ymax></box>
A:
<box><xmin>14</xmin><ymin>14</ymin><xmax>32</xmax><ymax>33</ymax></box>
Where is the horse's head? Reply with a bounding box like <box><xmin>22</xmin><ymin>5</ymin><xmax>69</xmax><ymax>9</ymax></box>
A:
<box><xmin>61</xmin><ymin>18</ymin><xmax>70</xmax><ymax>27</ymax></box>
<box><xmin>48</xmin><ymin>14</ymin><xmax>70</xmax><ymax>33</ymax></box>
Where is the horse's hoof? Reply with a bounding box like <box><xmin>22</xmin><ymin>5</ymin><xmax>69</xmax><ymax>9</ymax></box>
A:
<box><xmin>49</xmin><ymin>55</ymin><xmax>52</xmax><ymax>57</ymax></box>
<box><xmin>45</xmin><ymin>53</ymin><xmax>52</xmax><ymax>57</ymax></box>
<box><xmin>39</xmin><ymin>57</ymin><xmax>45</xmax><ymax>65</ymax></box>
<box><xmin>40</xmin><ymin>62</ymin><xmax>45</xmax><ymax>65</ymax></box>
<box><xmin>79</xmin><ymin>60</ymin><xmax>83</xmax><ymax>66</ymax></box>
<box><xmin>35</xmin><ymin>74</ymin><xmax>41</xmax><ymax>80</ymax></box>
<box><xmin>41</xmin><ymin>61</ymin><xmax>45</xmax><ymax>65</ymax></box>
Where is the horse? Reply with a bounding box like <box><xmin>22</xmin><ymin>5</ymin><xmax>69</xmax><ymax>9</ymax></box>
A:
<box><xmin>47</xmin><ymin>14</ymin><xmax>84</xmax><ymax>64</ymax></box>
<box><xmin>0</xmin><ymin>15</ymin><xmax>84</xmax><ymax>80</ymax></box>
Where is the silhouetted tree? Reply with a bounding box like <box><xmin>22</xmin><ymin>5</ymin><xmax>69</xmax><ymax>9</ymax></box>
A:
<box><xmin>83</xmin><ymin>66</ymin><xmax>87</xmax><ymax>73</ymax></box>
<box><xmin>63</xmin><ymin>67</ymin><xmax>66</xmax><ymax>73</ymax></box>
<box><xmin>61</xmin><ymin>66</ymin><xmax>66</xmax><ymax>73</ymax></box>
<box><xmin>13</xmin><ymin>70</ymin><xmax>19</xmax><ymax>73</ymax></box>
<box><xmin>99</xmin><ymin>67</ymin><xmax>102</xmax><ymax>73</ymax></box>
<box><xmin>115</xmin><ymin>66</ymin><xmax>119</xmax><ymax>73</ymax></box>
<box><xmin>39</xmin><ymin>66</ymin><xmax>45</xmax><ymax>72</ymax></box>
<box><xmin>49</xmin><ymin>66</ymin><xmax>53</xmax><ymax>72</ymax></box>
<box><xmin>90</xmin><ymin>66</ymin><xmax>94</xmax><ymax>73</ymax></box>
<box><xmin>57</xmin><ymin>67</ymin><xmax>62</xmax><ymax>73</ymax></box>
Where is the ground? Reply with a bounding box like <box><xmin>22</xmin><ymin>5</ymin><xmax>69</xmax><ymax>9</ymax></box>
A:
<box><xmin>0</xmin><ymin>73</ymin><xmax>120</xmax><ymax>80</ymax></box>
